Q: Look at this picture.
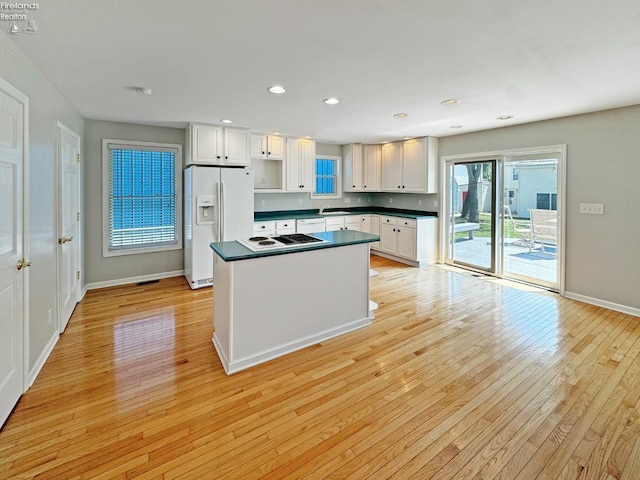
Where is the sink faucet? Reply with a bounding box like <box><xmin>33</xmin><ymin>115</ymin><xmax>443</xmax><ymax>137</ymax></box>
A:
<box><xmin>319</xmin><ymin>204</ymin><xmax>330</xmax><ymax>214</ymax></box>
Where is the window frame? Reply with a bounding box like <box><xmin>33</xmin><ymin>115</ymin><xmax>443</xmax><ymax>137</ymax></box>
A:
<box><xmin>310</xmin><ymin>155</ymin><xmax>342</xmax><ymax>199</ymax></box>
<box><xmin>102</xmin><ymin>139</ymin><xmax>183</xmax><ymax>257</ymax></box>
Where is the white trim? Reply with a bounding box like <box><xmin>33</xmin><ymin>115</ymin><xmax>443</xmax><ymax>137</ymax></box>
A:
<box><xmin>28</xmin><ymin>330</ymin><xmax>58</xmax><ymax>387</ymax></box>
<box><xmin>213</xmin><ymin>316</ymin><xmax>372</xmax><ymax>375</ymax></box>
<box><xmin>101</xmin><ymin>138</ymin><xmax>183</xmax><ymax>257</ymax></box>
<box><xmin>85</xmin><ymin>269</ymin><xmax>184</xmax><ymax>291</ymax></box>
<box><xmin>564</xmin><ymin>291</ymin><xmax>640</xmax><ymax>318</ymax></box>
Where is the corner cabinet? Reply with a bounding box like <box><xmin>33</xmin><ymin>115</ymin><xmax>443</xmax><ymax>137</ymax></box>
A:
<box><xmin>286</xmin><ymin>138</ymin><xmax>315</xmax><ymax>191</ymax></box>
<box><xmin>343</xmin><ymin>144</ymin><xmax>381</xmax><ymax>192</ymax></box>
<box><xmin>185</xmin><ymin>123</ymin><xmax>250</xmax><ymax>166</ymax></box>
<box><xmin>380</xmin><ymin>137</ymin><xmax>438</xmax><ymax>193</ymax></box>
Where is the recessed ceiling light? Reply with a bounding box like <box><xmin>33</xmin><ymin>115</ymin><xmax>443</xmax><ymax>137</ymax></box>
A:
<box><xmin>441</xmin><ymin>99</ymin><xmax>459</xmax><ymax>106</ymax></box>
<box><xmin>393</xmin><ymin>113</ymin><xmax>408</xmax><ymax>118</ymax></box>
<box><xmin>135</xmin><ymin>87</ymin><xmax>153</xmax><ymax>96</ymax></box>
<box><xmin>450</xmin><ymin>124</ymin><xmax>463</xmax><ymax>129</ymax></box>
<box><xmin>402</xmin><ymin>137</ymin><xmax>411</xmax><ymax>140</ymax></box>
<box><xmin>497</xmin><ymin>115</ymin><xmax>514</xmax><ymax>120</ymax></box>
<box><xmin>323</xmin><ymin>97</ymin><xmax>340</xmax><ymax>105</ymax></box>
<box><xmin>268</xmin><ymin>85</ymin><xmax>286</xmax><ymax>94</ymax></box>
<box><xmin>221</xmin><ymin>119</ymin><xmax>232</xmax><ymax>124</ymax></box>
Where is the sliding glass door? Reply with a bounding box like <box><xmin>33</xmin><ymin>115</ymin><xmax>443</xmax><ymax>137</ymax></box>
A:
<box><xmin>445</xmin><ymin>147</ymin><xmax>565</xmax><ymax>292</ymax></box>
<box><xmin>447</xmin><ymin>159</ymin><xmax>498</xmax><ymax>272</ymax></box>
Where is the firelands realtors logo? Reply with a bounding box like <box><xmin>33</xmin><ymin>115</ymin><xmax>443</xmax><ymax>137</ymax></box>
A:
<box><xmin>1</xmin><ymin>2</ymin><xmax>39</xmax><ymax>34</ymax></box>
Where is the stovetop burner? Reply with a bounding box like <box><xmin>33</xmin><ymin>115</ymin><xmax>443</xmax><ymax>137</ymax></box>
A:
<box><xmin>238</xmin><ymin>233</ymin><xmax>329</xmax><ymax>252</ymax></box>
<box><xmin>249</xmin><ymin>236</ymin><xmax>268</xmax><ymax>242</ymax></box>
<box><xmin>258</xmin><ymin>240</ymin><xmax>276</xmax><ymax>245</ymax></box>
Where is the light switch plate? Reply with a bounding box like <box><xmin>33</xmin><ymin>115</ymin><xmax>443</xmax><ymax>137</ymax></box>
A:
<box><xmin>580</xmin><ymin>203</ymin><xmax>604</xmax><ymax>214</ymax></box>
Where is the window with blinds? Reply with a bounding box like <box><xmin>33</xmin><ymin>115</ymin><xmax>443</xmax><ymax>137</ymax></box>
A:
<box><xmin>312</xmin><ymin>156</ymin><xmax>342</xmax><ymax>198</ymax></box>
<box><xmin>102</xmin><ymin>139</ymin><xmax>182</xmax><ymax>257</ymax></box>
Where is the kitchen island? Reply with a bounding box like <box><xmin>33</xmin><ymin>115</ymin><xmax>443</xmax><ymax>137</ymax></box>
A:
<box><xmin>210</xmin><ymin>230</ymin><xmax>380</xmax><ymax>374</ymax></box>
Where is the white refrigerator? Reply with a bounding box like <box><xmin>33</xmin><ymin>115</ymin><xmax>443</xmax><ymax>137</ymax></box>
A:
<box><xmin>184</xmin><ymin>165</ymin><xmax>254</xmax><ymax>289</ymax></box>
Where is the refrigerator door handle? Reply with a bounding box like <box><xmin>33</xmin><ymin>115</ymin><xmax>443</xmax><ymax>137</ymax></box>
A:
<box><xmin>220</xmin><ymin>181</ymin><xmax>225</xmax><ymax>241</ymax></box>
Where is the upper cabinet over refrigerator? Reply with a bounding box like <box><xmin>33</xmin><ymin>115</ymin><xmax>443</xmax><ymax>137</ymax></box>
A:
<box><xmin>185</xmin><ymin>122</ymin><xmax>251</xmax><ymax>166</ymax></box>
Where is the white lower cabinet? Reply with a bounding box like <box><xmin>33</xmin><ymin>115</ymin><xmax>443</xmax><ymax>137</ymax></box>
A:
<box><xmin>372</xmin><ymin>215</ymin><xmax>437</xmax><ymax>266</ymax></box>
<box><xmin>326</xmin><ymin>215</ymin><xmax>365</xmax><ymax>232</ymax></box>
<box><xmin>253</xmin><ymin>219</ymin><xmax>297</xmax><ymax>236</ymax></box>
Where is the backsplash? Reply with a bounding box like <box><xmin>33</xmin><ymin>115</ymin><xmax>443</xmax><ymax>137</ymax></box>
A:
<box><xmin>254</xmin><ymin>192</ymin><xmax>439</xmax><ymax>212</ymax></box>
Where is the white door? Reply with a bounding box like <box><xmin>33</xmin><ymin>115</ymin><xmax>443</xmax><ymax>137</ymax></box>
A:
<box><xmin>0</xmin><ymin>79</ymin><xmax>28</xmax><ymax>427</ymax></box>
<box><xmin>57</xmin><ymin>123</ymin><xmax>80</xmax><ymax>332</ymax></box>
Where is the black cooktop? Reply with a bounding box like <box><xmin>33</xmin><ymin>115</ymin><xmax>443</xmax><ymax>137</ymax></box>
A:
<box><xmin>271</xmin><ymin>234</ymin><xmax>324</xmax><ymax>245</ymax></box>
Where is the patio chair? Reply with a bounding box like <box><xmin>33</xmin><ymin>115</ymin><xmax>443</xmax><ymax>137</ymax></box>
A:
<box><xmin>529</xmin><ymin>209</ymin><xmax>558</xmax><ymax>253</ymax></box>
<box><xmin>503</xmin><ymin>205</ymin><xmax>532</xmax><ymax>248</ymax></box>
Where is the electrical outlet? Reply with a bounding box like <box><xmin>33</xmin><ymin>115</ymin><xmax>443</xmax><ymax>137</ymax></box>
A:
<box><xmin>344</xmin><ymin>197</ymin><xmax>351</xmax><ymax>204</ymax></box>
<box><xmin>48</xmin><ymin>309</ymin><xmax>52</xmax><ymax>324</ymax></box>
<box><xmin>579</xmin><ymin>203</ymin><xmax>604</xmax><ymax>214</ymax></box>
<box><xmin>260</xmin><ymin>200</ymin><xmax>265</xmax><ymax>207</ymax></box>
<box><xmin>388</xmin><ymin>197</ymin><xmax>393</xmax><ymax>204</ymax></box>
<box><xmin>260</xmin><ymin>177</ymin><xmax>265</xmax><ymax>184</ymax></box>
<box><xmin>357</xmin><ymin>197</ymin><xmax>362</xmax><ymax>203</ymax></box>
<box><xmin>298</xmin><ymin>199</ymin><xmax>303</xmax><ymax>205</ymax></box>
<box><xmin>433</xmin><ymin>199</ymin><xmax>438</xmax><ymax>208</ymax></box>
<box><xmin>418</xmin><ymin>199</ymin><xmax>423</xmax><ymax>206</ymax></box>
<box><xmin>367</xmin><ymin>197</ymin><xmax>371</xmax><ymax>202</ymax></box>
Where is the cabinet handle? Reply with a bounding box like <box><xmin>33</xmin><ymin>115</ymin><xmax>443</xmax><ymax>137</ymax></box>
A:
<box><xmin>261</xmin><ymin>226</ymin><xmax>265</xmax><ymax>229</ymax></box>
<box><xmin>217</xmin><ymin>156</ymin><xmax>221</xmax><ymax>159</ymax></box>
<box><xmin>262</xmin><ymin>151</ymin><xmax>265</xmax><ymax>155</ymax></box>
<box><xmin>398</xmin><ymin>185</ymin><xmax>401</xmax><ymax>189</ymax></box>
<box><xmin>268</xmin><ymin>152</ymin><xmax>271</xmax><ymax>155</ymax></box>
<box><xmin>225</xmin><ymin>156</ymin><xmax>228</xmax><ymax>159</ymax></box>
<box><xmin>364</xmin><ymin>185</ymin><xmax>367</xmax><ymax>188</ymax></box>
<box><xmin>353</xmin><ymin>185</ymin><xmax>356</xmax><ymax>188</ymax></box>
<box><xmin>402</xmin><ymin>185</ymin><xmax>405</xmax><ymax>189</ymax></box>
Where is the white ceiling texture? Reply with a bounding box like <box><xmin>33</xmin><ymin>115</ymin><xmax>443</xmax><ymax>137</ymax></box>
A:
<box><xmin>5</xmin><ymin>0</ymin><xmax>640</xmax><ymax>144</ymax></box>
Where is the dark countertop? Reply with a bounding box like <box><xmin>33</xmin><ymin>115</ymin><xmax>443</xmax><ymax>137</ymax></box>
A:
<box><xmin>254</xmin><ymin>207</ymin><xmax>438</xmax><ymax>222</ymax></box>
<box><xmin>210</xmin><ymin>230</ymin><xmax>380</xmax><ymax>262</ymax></box>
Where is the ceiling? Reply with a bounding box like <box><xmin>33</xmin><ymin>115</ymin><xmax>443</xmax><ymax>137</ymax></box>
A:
<box><xmin>5</xmin><ymin>0</ymin><xmax>640</xmax><ymax>144</ymax></box>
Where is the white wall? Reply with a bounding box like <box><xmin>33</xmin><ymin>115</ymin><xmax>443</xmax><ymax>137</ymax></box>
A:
<box><xmin>84</xmin><ymin>120</ymin><xmax>185</xmax><ymax>285</ymax></box>
<box><xmin>0</xmin><ymin>31</ymin><xmax>84</xmax><ymax>371</ymax></box>
<box><xmin>439</xmin><ymin>105</ymin><xmax>640</xmax><ymax>311</ymax></box>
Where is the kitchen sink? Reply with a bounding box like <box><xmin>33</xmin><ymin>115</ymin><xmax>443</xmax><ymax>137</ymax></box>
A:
<box><xmin>321</xmin><ymin>211</ymin><xmax>350</xmax><ymax>216</ymax></box>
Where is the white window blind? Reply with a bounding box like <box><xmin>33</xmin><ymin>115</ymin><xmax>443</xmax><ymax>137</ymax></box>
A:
<box><xmin>103</xmin><ymin>140</ymin><xmax>182</xmax><ymax>256</ymax></box>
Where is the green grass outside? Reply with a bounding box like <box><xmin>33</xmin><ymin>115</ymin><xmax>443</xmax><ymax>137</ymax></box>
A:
<box><xmin>454</xmin><ymin>212</ymin><xmax>528</xmax><ymax>240</ymax></box>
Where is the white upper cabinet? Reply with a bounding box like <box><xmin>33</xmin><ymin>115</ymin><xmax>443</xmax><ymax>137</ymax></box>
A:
<box><xmin>363</xmin><ymin>145</ymin><xmax>381</xmax><ymax>191</ymax></box>
<box><xmin>343</xmin><ymin>144</ymin><xmax>381</xmax><ymax>192</ymax></box>
<box><xmin>186</xmin><ymin>123</ymin><xmax>250</xmax><ymax>166</ymax></box>
<box><xmin>286</xmin><ymin>138</ymin><xmax>315</xmax><ymax>191</ymax></box>
<box><xmin>342</xmin><ymin>144</ymin><xmax>363</xmax><ymax>191</ymax></box>
<box><xmin>380</xmin><ymin>137</ymin><xmax>438</xmax><ymax>193</ymax></box>
<box><xmin>381</xmin><ymin>142</ymin><xmax>402</xmax><ymax>191</ymax></box>
<box><xmin>251</xmin><ymin>134</ymin><xmax>285</xmax><ymax>160</ymax></box>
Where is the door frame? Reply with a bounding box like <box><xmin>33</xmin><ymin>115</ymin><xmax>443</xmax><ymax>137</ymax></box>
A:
<box><xmin>0</xmin><ymin>76</ymin><xmax>30</xmax><ymax>396</ymax></box>
<box><xmin>56</xmin><ymin>121</ymin><xmax>81</xmax><ymax>332</ymax></box>
<box><xmin>440</xmin><ymin>145</ymin><xmax>566</xmax><ymax>295</ymax></box>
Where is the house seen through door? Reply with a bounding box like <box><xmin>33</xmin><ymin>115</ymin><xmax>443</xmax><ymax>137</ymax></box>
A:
<box><xmin>445</xmin><ymin>148</ymin><xmax>564</xmax><ymax>292</ymax></box>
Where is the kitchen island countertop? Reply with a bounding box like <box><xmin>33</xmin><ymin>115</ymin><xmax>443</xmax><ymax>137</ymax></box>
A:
<box><xmin>210</xmin><ymin>230</ymin><xmax>380</xmax><ymax>262</ymax></box>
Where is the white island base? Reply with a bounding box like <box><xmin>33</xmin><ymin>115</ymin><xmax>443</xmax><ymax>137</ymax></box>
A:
<box><xmin>212</xmin><ymin>241</ymin><xmax>375</xmax><ymax>374</ymax></box>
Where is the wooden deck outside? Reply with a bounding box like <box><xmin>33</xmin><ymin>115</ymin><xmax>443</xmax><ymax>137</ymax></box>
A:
<box><xmin>1</xmin><ymin>256</ymin><xmax>639</xmax><ymax>479</ymax></box>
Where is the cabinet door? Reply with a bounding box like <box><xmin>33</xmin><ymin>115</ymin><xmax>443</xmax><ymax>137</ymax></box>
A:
<box><xmin>379</xmin><ymin>223</ymin><xmax>397</xmax><ymax>253</ymax></box>
<box><xmin>402</xmin><ymin>138</ymin><xmax>427</xmax><ymax>192</ymax></box>
<box><xmin>266</xmin><ymin>135</ymin><xmax>285</xmax><ymax>159</ymax></box>
<box><xmin>370</xmin><ymin>215</ymin><xmax>380</xmax><ymax>248</ymax></box>
<box><xmin>285</xmin><ymin>138</ymin><xmax>301</xmax><ymax>190</ymax></box>
<box><xmin>363</xmin><ymin>145</ymin><xmax>381</xmax><ymax>191</ymax></box>
<box><xmin>343</xmin><ymin>144</ymin><xmax>363</xmax><ymax>191</ymax></box>
<box><xmin>360</xmin><ymin>215</ymin><xmax>371</xmax><ymax>233</ymax></box>
<box><xmin>396</xmin><ymin>226</ymin><xmax>417</xmax><ymax>260</ymax></box>
<box><xmin>224</xmin><ymin>128</ymin><xmax>250</xmax><ymax>166</ymax></box>
<box><xmin>193</xmin><ymin>124</ymin><xmax>222</xmax><ymax>164</ymax></box>
<box><xmin>251</xmin><ymin>134</ymin><xmax>266</xmax><ymax>158</ymax></box>
<box><xmin>344</xmin><ymin>218</ymin><xmax>361</xmax><ymax>231</ymax></box>
<box><xmin>381</xmin><ymin>142</ymin><xmax>402</xmax><ymax>191</ymax></box>
<box><xmin>299</xmin><ymin>138</ymin><xmax>315</xmax><ymax>191</ymax></box>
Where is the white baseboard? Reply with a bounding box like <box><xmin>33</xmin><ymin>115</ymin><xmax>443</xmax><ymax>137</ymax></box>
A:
<box><xmin>29</xmin><ymin>330</ymin><xmax>59</xmax><ymax>387</ymax></box>
<box><xmin>564</xmin><ymin>291</ymin><xmax>640</xmax><ymax>317</ymax></box>
<box><xmin>85</xmin><ymin>270</ymin><xmax>184</xmax><ymax>291</ymax></box>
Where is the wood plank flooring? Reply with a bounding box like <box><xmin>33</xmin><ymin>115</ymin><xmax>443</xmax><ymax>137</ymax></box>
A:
<box><xmin>1</xmin><ymin>256</ymin><xmax>639</xmax><ymax>479</ymax></box>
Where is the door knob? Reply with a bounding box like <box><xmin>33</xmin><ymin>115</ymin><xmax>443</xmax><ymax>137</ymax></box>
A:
<box><xmin>58</xmin><ymin>236</ymin><xmax>73</xmax><ymax>244</ymax></box>
<box><xmin>16</xmin><ymin>259</ymin><xmax>32</xmax><ymax>270</ymax></box>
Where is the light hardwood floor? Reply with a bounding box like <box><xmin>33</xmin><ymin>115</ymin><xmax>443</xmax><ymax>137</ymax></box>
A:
<box><xmin>2</xmin><ymin>256</ymin><xmax>640</xmax><ymax>479</ymax></box>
